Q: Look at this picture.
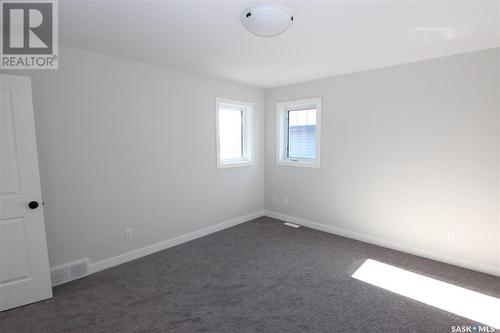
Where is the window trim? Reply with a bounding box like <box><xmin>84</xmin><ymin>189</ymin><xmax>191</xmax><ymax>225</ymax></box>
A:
<box><xmin>276</xmin><ymin>97</ymin><xmax>321</xmax><ymax>168</ymax></box>
<box><xmin>216</xmin><ymin>98</ymin><xmax>254</xmax><ymax>169</ymax></box>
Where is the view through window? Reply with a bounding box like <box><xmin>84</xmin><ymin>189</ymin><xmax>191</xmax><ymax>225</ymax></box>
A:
<box><xmin>219</xmin><ymin>108</ymin><xmax>243</xmax><ymax>160</ymax></box>
<box><xmin>287</xmin><ymin>108</ymin><xmax>316</xmax><ymax>159</ymax></box>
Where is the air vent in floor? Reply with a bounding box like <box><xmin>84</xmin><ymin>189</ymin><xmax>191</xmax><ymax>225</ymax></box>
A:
<box><xmin>50</xmin><ymin>258</ymin><xmax>89</xmax><ymax>286</ymax></box>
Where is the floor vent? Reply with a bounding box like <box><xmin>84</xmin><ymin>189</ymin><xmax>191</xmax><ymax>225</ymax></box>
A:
<box><xmin>284</xmin><ymin>222</ymin><xmax>300</xmax><ymax>228</ymax></box>
<box><xmin>50</xmin><ymin>258</ymin><xmax>89</xmax><ymax>286</ymax></box>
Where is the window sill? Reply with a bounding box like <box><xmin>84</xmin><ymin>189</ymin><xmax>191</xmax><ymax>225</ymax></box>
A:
<box><xmin>276</xmin><ymin>159</ymin><xmax>320</xmax><ymax>168</ymax></box>
<box><xmin>217</xmin><ymin>159</ymin><xmax>254</xmax><ymax>169</ymax></box>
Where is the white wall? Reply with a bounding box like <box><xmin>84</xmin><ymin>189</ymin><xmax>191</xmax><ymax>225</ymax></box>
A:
<box><xmin>1</xmin><ymin>46</ymin><xmax>265</xmax><ymax>268</ymax></box>
<box><xmin>2</xmin><ymin>46</ymin><xmax>498</xmax><ymax>276</ymax></box>
<box><xmin>265</xmin><ymin>49</ymin><xmax>500</xmax><ymax>272</ymax></box>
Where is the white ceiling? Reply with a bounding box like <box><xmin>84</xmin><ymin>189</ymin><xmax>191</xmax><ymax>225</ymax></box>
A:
<box><xmin>60</xmin><ymin>1</ymin><xmax>500</xmax><ymax>88</ymax></box>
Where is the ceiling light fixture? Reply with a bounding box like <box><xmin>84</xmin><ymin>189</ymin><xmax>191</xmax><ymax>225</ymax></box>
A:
<box><xmin>241</xmin><ymin>4</ymin><xmax>294</xmax><ymax>37</ymax></box>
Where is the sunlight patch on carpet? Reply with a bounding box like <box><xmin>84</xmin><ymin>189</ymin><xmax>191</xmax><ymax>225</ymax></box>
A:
<box><xmin>352</xmin><ymin>259</ymin><xmax>500</xmax><ymax>328</ymax></box>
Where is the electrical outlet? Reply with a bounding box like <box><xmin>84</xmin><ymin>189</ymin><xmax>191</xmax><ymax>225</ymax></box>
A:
<box><xmin>283</xmin><ymin>198</ymin><xmax>288</xmax><ymax>207</ymax></box>
<box><xmin>125</xmin><ymin>228</ymin><xmax>133</xmax><ymax>239</ymax></box>
<box><xmin>446</xmin><ymin>231</ymin><xmax>456</xmax><ymax>241</ymax></box>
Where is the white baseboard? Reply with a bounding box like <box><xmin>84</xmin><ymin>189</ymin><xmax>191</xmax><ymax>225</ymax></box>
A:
<box><xmin>87</xmin><ymin>210</ymin><xmax>265</xmax><ymax>274</ymax></box>
<box><xmin>264</xmin><ymin>210</ymin><xmax>500</xmax><ymax>277</ymax></box>
<box><xmin>51</xmin><ymin>209</ymin><xmax>498</xmax><ymax>286</ymax></box>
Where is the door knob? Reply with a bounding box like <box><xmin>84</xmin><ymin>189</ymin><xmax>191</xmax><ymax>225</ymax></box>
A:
<box><xmin>28</xmin><ymin>201</ymin><xmax>39</xmax><ymax>209</ymax></box>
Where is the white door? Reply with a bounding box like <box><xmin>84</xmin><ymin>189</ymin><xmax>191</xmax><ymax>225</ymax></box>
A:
<box><xmin>0</xmin><ymin>74</ymin><xmax>52</xmax><ymax>311</ymax></box>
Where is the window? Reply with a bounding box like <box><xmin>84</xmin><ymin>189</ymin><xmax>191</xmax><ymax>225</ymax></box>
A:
<box><xmin>216</xmin><ymin>98</ymin><xmax>254</xmax><ymax>169</ymax></box>
<box><xmin>276</xmin><ymin>97</ymin><xmax>321</xmax><ymax>168</ymax></box>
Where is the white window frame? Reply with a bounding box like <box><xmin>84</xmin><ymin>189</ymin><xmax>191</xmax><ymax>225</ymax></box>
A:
<box><xmin>276</xmin><ymin>97</ymin><xmax>322</xmax><ymax>168</ymax></box>
<box><xmin>216</xmin><ymin>98</ymin><xmax>254</xmax><ymax>169</ymax></box>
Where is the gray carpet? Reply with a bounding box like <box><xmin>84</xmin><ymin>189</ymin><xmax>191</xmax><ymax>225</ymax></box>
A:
<box><xmin>1</xmin><ymin>216</ymin><xmax>499</xmax><ymax>332</ymax></box>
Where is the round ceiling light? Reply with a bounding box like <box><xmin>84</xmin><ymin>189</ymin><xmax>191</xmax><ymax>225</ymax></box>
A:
<box><xmin>241</xmin><ymin>4</ymin><xmax>294</xmax><ymax>37</ymax></box>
